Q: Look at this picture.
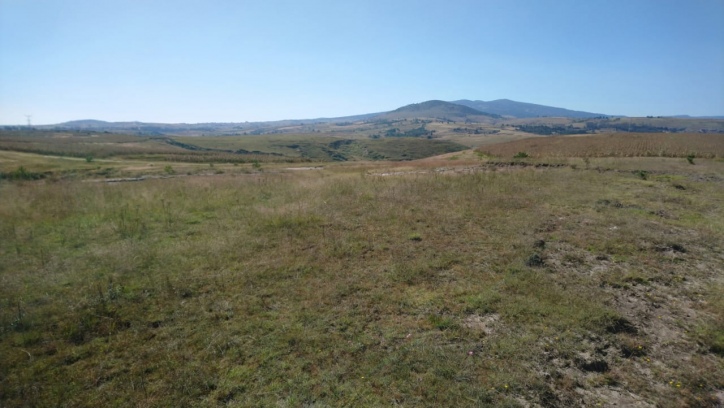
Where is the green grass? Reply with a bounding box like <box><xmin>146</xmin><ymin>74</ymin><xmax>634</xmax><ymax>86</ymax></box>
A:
<box><xmin>173</xmin><ymin>134</ymin><xmax>340</xmax><ymax>159</ymax></box>
<box><xmin>173</xmin><ymin>134</ymin><xmax>467</xmax><ymax>161</ymax></box>
<box><xmin>0</xmin><ymin>130</ymin><xmax>184</xmax><ymax>158</ymax></box>
<box><xmin>0</xmin><ymin>156</ymin><xmax>722</xmax><ymax>407</ymax></box>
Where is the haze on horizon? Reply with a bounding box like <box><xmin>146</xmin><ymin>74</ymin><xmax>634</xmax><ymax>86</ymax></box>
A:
<box><xmin>1</xmin><ymin>0</ymin><xmax>723</xmax><ymax>125</ymax></box>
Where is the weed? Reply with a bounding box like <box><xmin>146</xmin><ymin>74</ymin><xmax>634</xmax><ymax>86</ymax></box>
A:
<box><xmin>111</xmin><ymin>204</ymin><xmax>147</xmax><ymax>238</ymax></box>
<box><xmin>693</xmin><ymin>322</ymin><xmax>724</xmax><ymax>356</ymax></box>
<box><xmin>526</xmin><ymin>253</ymin><xmax>545</xmax><ymax>267</ymax></box>
<box><xmin>427</xmin><ymin>314</ymin><xmax>457</xmax><ymax>331</ymax></box>
<box><xmin>619</xmin><ymin>336</ymin><xmax>648</xmax><ymax>358</ymax></box>
<box><xmin>9</xmin><ymin>301</ymin><xmax>28</xmax><ymax>331</ymax></box>
<box><xmin>635</xmin><ymin>170</ymin><xmax>648</xmax><ymax>180</ymax></box>
<box><xmin>1</xmin><ymin>166</ymin><xmax>44</xmax><ymax>180</ymax></box>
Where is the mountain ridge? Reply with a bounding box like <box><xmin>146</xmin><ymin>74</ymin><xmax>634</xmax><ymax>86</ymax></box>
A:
<box><xmin>34</xmin><ymin>99</ymin><xmax>607</xmax><ymax>129</ymax></box>
<box><xmin>14</xmin><ymin>99</ymin><xmax>723</xmax><ymax>135</ymax></box>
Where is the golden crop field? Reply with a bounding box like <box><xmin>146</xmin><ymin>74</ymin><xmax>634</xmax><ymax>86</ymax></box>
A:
<box><xmin>477</xmin><ymin>133</ymin><xmax>724</xmax><ymax>158</ymax></box>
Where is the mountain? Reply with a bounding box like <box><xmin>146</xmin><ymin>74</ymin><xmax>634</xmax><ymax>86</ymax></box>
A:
<box><xmin>58</xmin><ymin>120</ymin><xmax>149</xmax><ymax>129</ymax></box>
<box><xmin>376</xmin><ymin>100</ymin><xmax>500</xmax><ymax>121</ymax></box>
<box><xmin>451</xmin><ymin>99</ymin><xmax>607</xmax><ymax>119</ymax></box>
<box><xmin>61</xmin><ymin>119</ymin><xmax>116</xmax><ymax>127</ymax></box>
<box><xmin>27</xmin><ymin>99</ymin><xmax>723</xmax><ymax>136</ymax></box>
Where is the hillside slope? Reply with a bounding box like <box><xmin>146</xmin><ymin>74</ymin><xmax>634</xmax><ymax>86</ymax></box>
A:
<box><xmin>374</xmin><ymin>100</ymin><xmax>500</xmax><ymax>121</ymax></box>
<box><xmin>453</xmin><ymin>99</ymin><xmax>608</xmax><ymax>118</ymax></box>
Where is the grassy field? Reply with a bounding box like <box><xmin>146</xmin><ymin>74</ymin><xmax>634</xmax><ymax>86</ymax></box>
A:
<box><xmin>0</xmin><ymin>130</ymin><xmax>188</xmax><ymax>158</ymax></box>
<box><xmin>478</xmin><ymin>133</ymin><xmax>724</xmax><ymax>159</ymax></box>
<box><xmin>0</xmin><ymin>130</ymin><xmax>467</xmax><ymax>164</ymax></box>
<box><xmin>171</xmin><ymin>135</ymin><xmax>467</xmax><ymax>161</ymax></box>
<box><xmin>172</xmin><ymin>135</ymin><xmax>342</xmax><ymax>158</ymax></box>
<box><xmin>504</xmin><ymin>117</ymin><xmax>724</xmax><ymax>133</ymax></box>
<box><xmin>1</xmin><ymin>146</ymin><xmax>722</xmax><ymax>406</ymax></box>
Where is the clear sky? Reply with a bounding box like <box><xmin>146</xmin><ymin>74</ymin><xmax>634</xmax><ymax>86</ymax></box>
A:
<box><xmin>1</xmin><ymin>0</ymin><xmax>723</xmax><ymax>124</ymax></box>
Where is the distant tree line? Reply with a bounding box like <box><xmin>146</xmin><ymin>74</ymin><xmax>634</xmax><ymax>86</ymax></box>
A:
<box><xmin>385</xmin><ymin>126</ymin><xmax>436</xmax><ymax>138</ymax></box>
<box><xmin>515</xmin><ymin>125</ymin><xmax>586</xmax><ymax>135</ymax></box>
<box><xmin>452</xmin><ymin>127</ymin><xmax>500</xmax><ymax>135</ymax></box>
<box><xmin>584</xmin><ymin>122</ymin><xmax>685</xmax><ymax>133</ymax></box>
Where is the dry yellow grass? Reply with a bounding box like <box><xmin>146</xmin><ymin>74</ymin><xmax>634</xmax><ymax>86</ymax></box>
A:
<box><xmin>477</xmin><ymin>132</ymin><xmax>724</xmax><ymax>158</ymax></box>
<box><xmin>1</xmin><ymin>154</ymin><xmax>723</xmax><ymax>407</ymax></box>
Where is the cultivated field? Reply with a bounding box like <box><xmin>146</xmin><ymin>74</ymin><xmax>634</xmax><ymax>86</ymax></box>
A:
<box><xmin>477</xmin><ymin>133</ymin><xmax>724</xmax><ymax>158</ymax></box>
<box><xmin>0</xmin><ymin>135</ymin><xmax>723</xmax><ymax>407</ymax></box>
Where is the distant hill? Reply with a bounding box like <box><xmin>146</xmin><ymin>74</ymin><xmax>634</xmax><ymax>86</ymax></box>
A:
<box><xmin>376</xmin><ymin>100</ymin><xmax>500</xmax><ymax>121</ymax></box>
<box><xmin>45</xmin><ymin>114</ymin><xmax>384</xmax><ymax>135</ymax></box>
<box><xmin>46</xmin><ymin>120</ymin><xmax>239</xmax><ymax>135</ymax></box>
<box><xmin>59</xmin><ymin>120</ymin><xmax>150</xmax><ymax>130</ymax></box>
<box><xmin>61</xmin><ymin>119</ymin><xmax>118</xmax><ymax>127</ymax></box>
<box><xmin>20</xmin><ymin>99</ymin><xmax>724</xmax><ymax>136</ymax></box>
<box><xmin>668</xmin><ymin>115</ymin><xmax>724</xmax><ymax>120</ymax></box>
<box><xmin>451</xmin><ymin>99</ymin><xmax>608</xmax><ymax>119</ymax></box>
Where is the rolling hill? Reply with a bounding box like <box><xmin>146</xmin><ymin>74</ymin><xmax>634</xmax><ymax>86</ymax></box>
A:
<box><xmin>375</xmin><ymin>100</ymin><xmax>500</xmax><ymax>121</ymax></box>
<box><xmin>15</xmin><ymin>100</ymin><xmax>724</xmax><ymax>137</ymax></box>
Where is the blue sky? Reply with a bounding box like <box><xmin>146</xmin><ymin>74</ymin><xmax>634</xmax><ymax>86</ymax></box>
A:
<box><xmin>1</xmin><ymin>0</ymin><xmax>723</xmax><ymax>124</ymax></box>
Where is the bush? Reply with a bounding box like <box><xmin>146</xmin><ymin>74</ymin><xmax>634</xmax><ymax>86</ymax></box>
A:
<box><xmin>0</xmin><ymin>166</ymin><xmax>44</xmax><ymax>181</ymax></box>
<box><xmin>514</xmin><ymin>152</ymin><xmax>529</xmax><ymax>159</ymax></box>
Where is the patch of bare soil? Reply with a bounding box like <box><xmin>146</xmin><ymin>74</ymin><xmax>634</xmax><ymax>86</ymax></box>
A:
<box><xmin>463</xmin><ymin>313</ymin><xmax>500</xmax><ymax>335</ymax></box>
<box><xmin>283</xmin><ymin>166</ymin><xmax>324</xmax><ymax>171</ymax></box>
<box><xmin>526</xmin><ymin>214</ymin><xmax>724</xmax><ymax>407</ymax></box>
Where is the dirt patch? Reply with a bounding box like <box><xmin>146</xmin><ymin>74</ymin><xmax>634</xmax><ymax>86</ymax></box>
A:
<box><xmin>284</xmin><ymin>166</ymin><xmax>324</xmax><ymax>171</ymax></box>
<box><xmin>463</xmin><ymin>313</ymin><xmax>500</xmax><ymax>335</ymax></box>
<box><xmin>370</xmin><ymin>162</ymin><xmax>572</xmax><ymax>177</ymax></box>
<box><xmin>576</xmin><ymin>387</ymin><xmax>656</xmax><ymax>408</ymax></box>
